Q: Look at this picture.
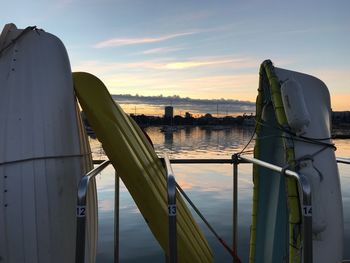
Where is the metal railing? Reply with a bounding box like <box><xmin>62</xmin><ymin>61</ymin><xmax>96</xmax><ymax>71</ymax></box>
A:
<box><xmin>75</xmin><ymin>160</ymin><xmax>112</xmax><ymax>263</ymax></box>
<box><xmin>338</xmin><ymin>158</ymin><xmax>350</xmax><ymax>263</ymax></box>
<box><xmin>75</xmin><ymin>155</ymin><xmax>350</xmax><ymax>263</ymax></box>
<box><xmin>337</xmin><ymin>157</ymin><xmax>350</xmax><ymax>164</ymax></box>
<box><xmin>234</xmin><ymin>155</ymin><xmax>313</xmax><ymax>263</ymax></box>
<box><xmin>162</xmin><ymin>156</ymin><xmax>177</xmax><ymax>263</ymax></box>
<box><xmin>75</xmin><ymin>157</ymin><xmax>179</xmax><ymax>263</ymax></box>
<box><xmin>170</xmin><ymin>155</ymin><xmax>313</xmax><ymax>263</ymax></box>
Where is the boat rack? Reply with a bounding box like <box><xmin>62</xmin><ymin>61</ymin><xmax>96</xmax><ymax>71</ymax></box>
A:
<box><xmin>75</xmin><ymin>155</ymin><xmax>350</xmax><ymax>263</ymax></box>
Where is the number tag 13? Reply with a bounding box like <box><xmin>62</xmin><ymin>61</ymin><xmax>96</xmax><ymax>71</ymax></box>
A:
<box><xmin>168</xmin><ymin>205</ymin><xmax>176</xmax><ymax>216</ymax></box>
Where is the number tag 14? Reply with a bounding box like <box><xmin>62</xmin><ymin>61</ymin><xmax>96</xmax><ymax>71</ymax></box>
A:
<box><xmin>303</xmin><ymin>205</ymin><xmax>312</xmax><ymax>217</ymax></box>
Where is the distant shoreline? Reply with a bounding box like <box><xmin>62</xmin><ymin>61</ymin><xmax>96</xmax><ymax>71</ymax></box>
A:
<box><xmin>332</xmin><ymin>134</ymin><xmax>350</xmax><ymax>139</ymax></box>
<box><xmin>332</xmin><ymin>126</ymin><xmax>350</xmax><ymax>139</ymax></box>
<box><xmin>82</xmin><ymin>111</ymin><xmax>350</xmax><ymax>139</ymax></box>
<box><xmin>149</xmin><ymin>124</ymin><xmax>350</xmax><ymax>139</ymax></box>
<box><xmin>145</xmin><ymin>123</ymin><xmax>350</xmax><ymax>139</ymax></box>
<box><xmin>85</xmin><ymin>123</ymin><xmax>350</xmax><ymax>139</ymax></box>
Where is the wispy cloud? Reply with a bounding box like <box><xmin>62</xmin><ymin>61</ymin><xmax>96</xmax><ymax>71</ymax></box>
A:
<box><xmin>141</xmin><ymin>46</ymin><xmax>184</xmax><ymax>55</ymax></box>
<box><xmin>164</xmin><ymin>57</ymin><xmax>256</xmax><ymax>70</ymax></box>
<box><xmin>72</xmin><ymin>56</ymin><xmax>258</xmax><ymax>73</ymax></box>
<box><xmin>94</xmin><ymin>31</ymin><xmax>197</xmax><ymax>48</ymax></box>
<box><xmin>162</xmin><ymin>57</ymin><xmax>256</xmax><ymax>70</ymax></box>
<box><xmin>164</xmin><ymin>59</ymin><xmax>233</xmax><ymax>70</ymax></box>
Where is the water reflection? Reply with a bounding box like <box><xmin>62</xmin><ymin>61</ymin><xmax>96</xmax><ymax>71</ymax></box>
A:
<box><xmin>146</xmin><ymin>126</ymin><xmax>255</xmax><ymax>158</ymax></box>
<box><xmin>94</xmin><ymin>127</ymin><xmax>350</xmax><ymax>262</ymax></box>
<box><xmin>163</xmin><ymin>131</ymin><xmax>174</xmax><ymax>148</ymax></box>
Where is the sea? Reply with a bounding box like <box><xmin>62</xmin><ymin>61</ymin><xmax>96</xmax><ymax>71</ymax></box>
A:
<box><xmin>90</xmin><ymin>126</ymin><xmax>350</xmax><ymax>262</ymax></box>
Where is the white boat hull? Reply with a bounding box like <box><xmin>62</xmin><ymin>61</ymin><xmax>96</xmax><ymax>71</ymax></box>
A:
<box><xmin>251</xmin><ymin>60</ymin><xmax>343</xmax><ymax>263</ymax></box>
<box><xmin>0</xmin><ymin>24</ymin><xmax>97</xmax><ymax>262</ymax></box>
<box><xmin>276</xmin><ymin>67</ymin><xmax>343</xmax><ymax>263</ymax></box>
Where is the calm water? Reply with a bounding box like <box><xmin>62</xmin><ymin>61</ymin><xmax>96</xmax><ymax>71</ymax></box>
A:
<box><xmin>91</xmin><ymin>126</ymin><xmax>350</xmax><ymax>262</ymax></box>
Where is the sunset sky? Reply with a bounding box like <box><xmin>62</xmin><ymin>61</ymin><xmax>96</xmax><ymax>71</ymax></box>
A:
<box><xmin>2</xmin><ymin>0</ymin><xmax>349</xmax><ymax>111</ymax></box>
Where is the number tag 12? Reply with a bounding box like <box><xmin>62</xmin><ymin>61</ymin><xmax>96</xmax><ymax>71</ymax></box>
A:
<box><xmin>77</xmin><ymin>206</ymin><xmax>86</xmax><ymax>218</ymax></box>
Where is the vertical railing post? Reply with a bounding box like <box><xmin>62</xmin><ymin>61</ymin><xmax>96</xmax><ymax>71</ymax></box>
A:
<box><xmin>232</xmin><ymin>154</ymin><xmax>238</xmax><ymax>263</ymax></box>
<box><xmin>162</xmin><ymin>156</ymin><xmax>177</xmax><ymax>263</ymax></box>
<box><xmin>76</xmin><ymin>177</ymin><xmax>89</xmax><ymax>263</ymax></box>
<box><xmin>238</xmin><ymin>155</ymin><xmax>314</xmax><ymax>263</ymax></box>
<box><xmin>167</xmin><ymin>175</ymin><xmax>177</xmax><ymax>263</ymax></box>
<box><xmin>114</xmin><ymin>170</ymin><xmax>119</xmax><ymax>263</ymax></box>
<box><xmin>298</xmin><ymin>174</ymin><xmax>313</xmax><ymax>263</ymax></box>
<box><xmin>76</xmin><ymin>160</ymin><xmax>110</xmax><ymax>263</ymax></box>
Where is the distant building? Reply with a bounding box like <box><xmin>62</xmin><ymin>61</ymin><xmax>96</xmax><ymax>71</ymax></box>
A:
<box><xmin>164</xmin><ymin>106</ymin><xmax>174</xmax><ymax>119</ymax></box>
<box><xmin>185</xmin><ymin>112</ymin><xmax>192</xmax><ymax>118</ymax></box>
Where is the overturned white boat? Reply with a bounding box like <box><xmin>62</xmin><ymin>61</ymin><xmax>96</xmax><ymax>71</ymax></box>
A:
<box><xmin>249</xmin><ymin>60</ymin><xmax>343</xmax><ymax>263</ymax></box>
<box><xmin>0</xmin><ymin>24</ymin><xmax>97</xmax><ymax>262</ymax></box>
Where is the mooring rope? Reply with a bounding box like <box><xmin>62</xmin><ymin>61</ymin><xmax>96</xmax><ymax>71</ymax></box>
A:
<box><xmin>0</xmin><ymin>153</ymin><xmax>91</xmax><ymax>166</ymax></box>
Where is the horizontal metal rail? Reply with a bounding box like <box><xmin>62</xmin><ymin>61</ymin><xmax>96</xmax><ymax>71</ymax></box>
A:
<box><xmin>85</xmin><ymin>155</ymin><xmax>350</xmax><ymax>263</ymax></box>
<box><xmin>170</xmin><ymin>158</ymin><xmax>234</xmax><ymax>164</ymax></box>
<box><xmin>93</xmin><ymin>159</ymin><xmax>107</xmax><ymax>164</ymax></box>
<box><xmin>236</xmin><ymin>155</ymin><xmax>313</xmax><ymax>263</ymax></box>
<box><xmin>337</xmin><ymin>157</ymin><xmax>350</xmax><ymax>164</ymax></box>
<box><xmin>161</xmin><ymin>158</ymin><xmax>241</xmax><ymax>261</ymax></box>
<box><xmin>94</xmin><ymin>157</ymin><xmax>350</xmax><ymax>165</ymax></box>
<box><xmin>76</xmin><ymin>160</ymin><xmax>111</xmax><ymax>263</ymax></box>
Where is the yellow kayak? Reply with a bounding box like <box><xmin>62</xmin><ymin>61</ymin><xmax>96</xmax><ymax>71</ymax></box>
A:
<box><xmin>73</xmin><ymin>72</ymin><xmax>213</xmax><ymax>263</ymax></box>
